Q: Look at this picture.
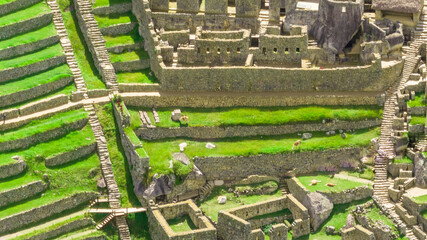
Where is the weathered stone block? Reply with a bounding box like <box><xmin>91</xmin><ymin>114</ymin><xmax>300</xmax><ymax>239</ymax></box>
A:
<box><xmin>205</xmin><ymin>0</ymin><xmax>227</xmax><ymax>14</ymax></box>
<box><xmin>177</xmin><ymin>0</ymin><xmax>200</xmax><ymax>13</ymax></box>
<box><xmin>235</xmin><ymin>0</ymin><xmax>260</xmax><ymax>17</ymax></box>
<box><xmin>151</xmin><ymin>0</ymin><xmax>169</xmax><ymax>12</ymax></box>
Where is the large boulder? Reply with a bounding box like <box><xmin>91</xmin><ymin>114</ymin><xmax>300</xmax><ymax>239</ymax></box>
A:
<box><xmin>142</xmin><ymin>174</ymin><xmax>175</xmax><ymax>200</ymax></box>
<box><xmin>302</xmin><ymin>192</ymin><xmax>334</xmax><ymax>231</ymax></box>
<box><xmin>414</xmin><ymin>153</ymin><xmax>427</xmax><ymax>187</ymax></box>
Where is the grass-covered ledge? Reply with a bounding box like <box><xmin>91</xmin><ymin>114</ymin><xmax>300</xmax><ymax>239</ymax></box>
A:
<box><xmin>129</xmin><ymin>106</ymin><xmax>383</xmax><ymax>129</ymax></box>
<box><xmin>142</xmin><ymin>127</ymin><xmax>379</xmax><ymax>175</ymax></box>
<box><xmin>94</xmin><ymin>12</ymin><xmax>135</xmax><ymax>29</ymax></box>
<box><xmin>92</xmin><ymin>0</ymin><xmax>131</xmax><ymax>8</ymax></box>
<box><xmin>407</xmin><ymin>92</ymin><xmax>426</xmax><ymax>108</ymax></box>
<box><xmin>0</xmin><ymin>24</ymin><xmax>57</xmax><ymax>50</ymax></box>
<box><xmin>0</xmin><ymin>44</ymin><xmax>63</xmax><ymax>70</ymax></box>
<box><xmin>116</xmin><ymin>70</ymin><xmax>158</xmax><ymax>84</ymax></box>
<box><xmin>0</xmin><ymin>1</ymin><xmax>50</xmax><ymax>27</ymax></box>
<box><xmin>413</xmin><ymin>194</ymin><xmax>427</xmax><ymax>204</ymax></box>
<box><xmin>297</xmin><ymin>174</ymin><xmax>370</xmax><ymax>193</ymax></box>
<box><xmin>409</xmin><ymin>116</ymin><xmax>426</xmax><ymax>125</ymax></box>
<box><xmin>103</xmin><ymin>27</ymin><xmax>141</xmax><ymax>48</ymax></box>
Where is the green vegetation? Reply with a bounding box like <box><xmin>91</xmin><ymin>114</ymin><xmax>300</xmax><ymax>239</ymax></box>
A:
<box><xmin>124</xmin><ymin>127</ymin><xmax>141</xmax><ymax>146</ymax></box>
<box><xmin>0</xmin><ymin>175</ymin><xmax>40</xmax><ymax>192</ymax></box>
<box><xmin>128</xmin><ymin>106</ymin><xmax>383</xmax><ymax>129</ymax></box>
<box><xmin>364</xmin><ymin>204</ymin><xmax>399</xmax><ymax>236</ymax></box>
<box><xmin>393</xmin><ymin>156</ymin><xmax>413</xmax><ymax>164</ymax></box>
<box><xmin>198</xmin><ymin>187</ymin><xmax>282</xmax><ymax>222</ymax></box>
<box><xmin>234</xmin><ymin>181</ymin><xmax>278</xmax><ymax>193</ymax></box>
<box><xmin>298</xmin><ymin>174</ymin><xmax>370</xmax><ymax>193</ymax></box>
<box><xmin>61</xmin><ymin>8</ymin><xmax>106</xmax><ymax>89</ymax></box>
<box><xmin>95</xmin><ymin>103</ymin><xmax>140</xmax><ymax>207</ymax></box>
<box><xmin>0</xmin><ymin>1</ymin><xmax>50</xmax><ymax>27</ymax></box>
<box><xmin>109</xmin><ymin>49</ymin><xmax>149</xmax><ymax>63</ymax></box>
<box><xmin>0</xmin><ymin>24</ymin><xmax>57</xmax><ymax>50</ymax></box>
<box><xmin>0</xmin><ymin>109</ymin><xmax>87</xmax><ymax>143</ymax></box>
<box><xmin>93</xmin><ymin>0</ymin><xmax>131</xmax><ymax>8</ymax></box>
<box><xmin>422</xmin><ymin>209</ymin><xmax>427</xmax><ymax>219</ymax></box>
<box><xmin>172</xmin><ymin>160</ymin><xmax>193</xmax><ymax>183</ymax></box>
<box><xmin>143</xmin><ymin>128</ymin><xmax>380</xmax><ymax>175</ymax></box>
<box><xmin>0</xmin><ymin>0</ymin><xmax>19</xmax><ymax>4</ymax></box>
<box><xmin>410</xmin><ymin>116</ymin><xmax>425</xmax><ymax>125</ymax></box>
<box><xmin>116</xmin><ymin>70</ymin><xmax>158</xmax><ymax>84</ymax></box>
<box><xmin>0</xmin><ymin>64</ymin><xmax>72</xmax><ymax>96</ymax></box>
<box><xmin>103</xmin><ymin>28</ymin><xmax>142</xmax><ymax>48</ymax></box>
<box><xmin>0</xmin><ymin>44</ymin><xmax>63</xmax><ymax>70</ymax></box>
<box><xmin>346</xmin><ymin>168</ymin><xmax>375</xmax><ymax>180</ymax></box>
<box><xmin>413</xmin><ymin>194</ymin><xmax>427</xmax><ymax>204</ymax></box>
<box><xmin>407</xmin><ymin>92</ymin><xmax>426</xmax><ymax>108</ymax></box>
<box><xmin>94</xmin><ymin>12</ymin><xmax>135</xmax><ymax>29</ymax></box>
<box><xmin>167</xmin><ymin>215</ymin><xmax>197</xmax><ymax>233</ymax></box>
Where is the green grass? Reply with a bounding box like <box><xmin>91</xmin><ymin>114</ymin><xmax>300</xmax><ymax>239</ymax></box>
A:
<box><xmin>167</xmin><ymin>215</ymin><xmax>197</xmax><ymax>233</ymax></box>
<box><xmin>0</xmin><ymin>109</ymin><xmax>87</xmax><ymax>143</ymax></box>
<box><xmin>297</xmin><ymin>174</ymin><xmax>370</xmax><ymax>193</ymax></box>
<box><xmin>116</xmin><ymin>70</ymin><xmax>158</xmax><ymax>84</ymax></box>
<box><xmin>142</xmin><ymin>128</ymin><xmax>380</xmax><ymax>175</ymax></box>
<box><xmin>0</xmin><ymin>153</ymin><xmax>100</xmax><ymax>219</ymax></box>
<box><xmin>61</xmin><ymin>9</ymin><xmax>106</xmax><ymax>89</ymax></box>
<box><xmin>0</xmin><ymin>44</ymin><xmax>63</xmax><ymax>70</ymax></box>
<box><xmin>0</xmin><ymin>64</ymin><xmax>72</xmax><ymax>96</ymax></box>
<box><xmin>0</xmin><ymin>175</ymin><xmax>40</xmax><ymax>192</ymax></box>
<box><xmin>393</xmin><ymin>156</ymin><xmax>413</xmax><ymax>164</ymax></box>
<box><xmin>93</xmin><ymin>0</ymin><xmax>131</xmax><ymax>8</ymax></box>
<box><xmin>346</xmin><ymin>168</ymin><xmax>375</xmax><ymax>180</ymax></box>
<box><xmin>413</xmin><ymin>194</ymin><xmax>427</xmax><ymax>204</ymax></box>
<box><xmin>0</xmin><ymin>0</ymin><xmax>21</xmax><ymax>4</ymax></box>
<box><xmin>95</xmin><ymin>103</ymin><xmax>141</xmax><ymax>207</ymax></box>
<box><xmin>124</xmin><ymin>127</ymin><xmax>141</xmax><ymax>146</ymax></box>
<box><xmin>408</xmin><ymin>92</ymin><xmax>426</xmax><ymax>108</ymax></box>
<box><xmin>109</xmin><ymin>49</ymin><xmax>149</xmax><ymax>63</ymax></box>
<box><xmin>410</xmin><ymin>116</ymin><xmax>425</xmax><ymax>125</ymax></box>
<box><xmin>0</xmin><ymin>125</ymin><xmax>95</xmax><ymax>164</ymax></box>
<box><xmin>0</xmin><ymin>1</ymin><xmax>50</xmax><ymax>27</ymax></box>
<box><xmin>103</xmin><ymin>27</ymin><xmax>141</xmax><ymax>47</ymax></box>
<box><xmin>0</xmin><ymin>24</ymin><xmax>57</xmax><ymax>50</ymax></box>
<box><xmin>128</xmin><ymin>106</ymin><xmax>383</xmax><ymax>129</ymax></box>
<box><xmin>0</xmin><ymin>83</ymin><xmax>76</xmax><ymax>112</ymax></box>
<box><xmin>198</xmin><ymin>187</ymin><xmax>282</xmax><ymax>222</ymax></box>
<box><xmin>422</xmin><ymin>209</ymin><xmax>427</xmax><ymax>219</ymax></box>
<box><xmin>94</xmin><ymin>12</ymin><xmax>135</xmax><ymax>28</ymax></box>
<box><xmin>364</xmin><ymin>204</ymin><xmax>399</xmax><ymax>236</ymax></box>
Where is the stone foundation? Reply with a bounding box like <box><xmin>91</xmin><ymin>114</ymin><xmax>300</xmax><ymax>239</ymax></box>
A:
<box><xmin>0</xmin><ymin>159</ymin><xmax>27</xmax><ymax>180</ymax></box>
<box><xmin>45</xmin><ymin>143</ymin><xmax>97</xmax><ymax>167</ymax></box>
<box><xmin>0</xmin><ymin>181</ymin><xmax>48</xmax><ymax>208</ymax></box>
<box><xmin>0</xmin><ymin>13</ymin><xmax>53</xmax><ymax>40</ymax></box>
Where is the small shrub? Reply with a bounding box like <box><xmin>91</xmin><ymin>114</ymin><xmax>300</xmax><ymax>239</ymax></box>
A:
<box><xmin>172</xmin><ymin>160</ymin><xmax>193</xmax><ymax>182</ymax></box>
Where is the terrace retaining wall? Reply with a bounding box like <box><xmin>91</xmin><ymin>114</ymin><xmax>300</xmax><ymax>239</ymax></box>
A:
<box><xmin>26</xmin><ymin>218</ymin><xmax>94</xmax><ymax>240</ymax></box>
<box><xmin>19</xmin><ymin>94</ymin><xmax>69</xmax><ymax>116</ymax></box>
<box><xmin>118</xmin><ymin>83</ymin><xmax>160</xmax><ymax>92</ymax></box>
<box><xmin>0</xmin><ymin>0</ymin><xmax>42</xmax><ymax>16</ymax></box>
<box><xmin>107</xmin><ymin>42</ymin><xmax>144</xmax><ymax>54</ymax></box>
<box><xmin>195</xmin><ymin>148</ymin><xmax>364</xmax><ymax>182</ymax></box>
<box><xmin>113</xmin><ymin>59</ymin><xmax>150</xmax><ymax>72</ymax></box>
<box><xmin>0</xmin><ymin>159</ymin><xmax>26</xmax><ymax>180</ymax></box>
<box><xmin>0</xmin><ymin>181</ymin><xmax>48</xmax><ymax>208</ymax></box>
<box><xmin>0</xmin><ymin>35</ymin><xmax>60</xmax><ymax>60</ymax></box>
<box><xmin>45</xmin><ymin>143</ymin><xmax>97</xmax><ymax>167</ymax></box>
<box><xmin>0</xmin><ymin>118</ymin><xmax>87</xmax><ymax>152</ymax></box>
<box><xmin>0</xmin><ymin>13</ymin><xmax>53</xmax><ymax>40</ymax></box>
<box><xmin>100</xmin><ymin>22</ymin><xmax>136</xmax><ymax>36</ymax></box>
<box><xmin>0</xmin><ymin>55</ymin><xmax>66</xmax><ymax>83</ymax></box>
<box><xmin>136</xmin><ymin>119</ymin><xmax>381</xmax><ymax>139</ymax></box>
<box><xmin>0</xmin><ymin>192</ymin><xmax>98</xmax><ymax>233</ymax></box>
<box><xmin>92</xmin><ymin>3</ymin><xmax>132</xmax><ymax>15</ymax></box>
<box><xmin>0</xmin><ymin>77</ymin><xmax>73</xmax><ymax>108</ymax></box>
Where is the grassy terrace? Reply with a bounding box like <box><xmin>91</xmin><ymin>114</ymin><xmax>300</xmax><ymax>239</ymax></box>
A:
<box><xmin>0</xmin><ymin>64</ymin><xmax>72</xmax><ymax>96</ymax></box>
<box><xmin>142</xmin><ymin>128</ymin><xmax>379</xmax><ymax>175</ymax></box>
<box><xmin>0</xmin><ymin>175</ymin><xmax>40</xmax><ymax>192</ymax></box>
<box><xmin>410</xmin><ymin>116</ymin><xmax>425</xmax><ymax>125</ymax></box>
<box><xmin>0</xmin><ymin>24</ymin><xmax>57</xmax><ymax>50</ymax></box>
<box><xmin>422</xmin><ymin>209</ymin><xmax>427</xmax><ymax>219</ymax></box>
<box><xmin>117</xmin><ymin>70</ymin><xmax>158</xmax><ymax>84</ymax></box>
<box><xmin>109</xmin><ymin>49</ymin><xmax>149</xmax><ymax>63</ymax></box>
<box><xmin>94</xmin><ymin>12</ymin><xmax>135</xmax><ymax>29</ymax></box>
<box><xmin>298</xmin><ymin>174</ymin><xmax>370</xmax><ymax>193</ymax></box>
<box><xmin>413</xmin><ymin>194</ymin><xmax>427</xmax><ymax>204</ymax></box>
<box><xmin>198</xmin><ymin>187</ymin><xmax>282</xmax><ymax>222</ymax></box>
<box><xmin>0</xmin><ymin>44</ymin><xmax>63</xmax><ymax>70</ymax></box>
<box><xmin>167</xmin><ymin>215</ymin><xmax>197</xmax><ymax>233</ymax></box>
<box><xmin>59</xmin><ymin>1</ymin><xmax>106</xmax><ymax>89</ymax></box>
<box><xmin>129</xmin><ymin>106</ymin><xmax>383</xmax><ymax>129</ymax></box>
<box><xmin>92</xmin><ymin>0</ymin><xmax>131</xmax><ymax>8</ymax></box>
<box><xmin>407</xmin><ymin>92</ymin><xmax>426</xmax><ymax>108</ymax></box>
<box><xmin>393</xmin><ymin>156</ymin><xmax>413</xmax><ymax>164</ymax></box>
<box><xmin>0</xmin><ymin>1</ymin><xmax>50</xmax><ymax>27</ymax></box>
<box><xmin>103</xmin><ymin>27</ymin><xmax>141</xmax><ymax>48</ymax></box>
<box><xmin>0</xmin><ymin>109</ymin><xmax>87</xmax><ymax>143</ymax></box>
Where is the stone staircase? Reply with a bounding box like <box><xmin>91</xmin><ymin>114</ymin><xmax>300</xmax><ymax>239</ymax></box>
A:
<box><xmin>84</xmin><ymin>103</ymin><xmax>130</xmax><ymax>239</ymax></box>
<box><xmin>74</xmin><ymin>0</ymin><xmax>119</xmax><ymax>92</ymax></box>
<box><xmin>46</xmin><ymin>0</ymin><xmax>88</xmax><ymax>93</ymax></box>
<box><xmin>198</xmin><ymin>181</ymin><xmax>214</xmax><ymax>200</ymax></box>
<box><xmin>279</xmin><ymin>178</ymin><xmax>289</xmax><ymax>195</ymax></box>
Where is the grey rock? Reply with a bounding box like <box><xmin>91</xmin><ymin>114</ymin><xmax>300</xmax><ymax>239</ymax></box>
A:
<box><xmin>344</xmin><ymin>214</ymin><xmax>355</xmax><ymax>229</ymax></box>
<box><xmin>341</xmin><ymin>133</ymin><xmax>347</xmax><ymax>139</ymax></box>
<box><xmin>330</xmin><ymin>130</ymin><xmax>336</xmax><ymax>135</ymax></box>
<box><xmin>143</xmin><ymin>175</ymin><xmax>175</xmax><ymax>200</ymax></box>
<box><xmin>172</xmin><ymin>152</ymin><xmax>190</xmax><ymax>165</ymax></box>
<box><xmin>302</xmin><ymin>133</ymin><xmax>313</xmax><ymax>140</ymax></box>
<box><xmin>97</xmin><ymin>178</ymin><xmax>106</xmax><ymax>188</ymax></box>
<box><xmin>42</xmin><ymin>174</ymin><xmax>49</xmax><ymax>182</ymax></box>
<box><xmin>302</xmin><ymin>192</ymin><xmax>333</xmax><ymax>231</ymax></box>
<box><xmin>171</xmin><ymin>109</ymin><xmax>181</xmax><ymax>121</ymax></box>
<box><xmin>326</xmin><ymin>226</ymin><xmax>336</xmax><ymax>235</ymax></box>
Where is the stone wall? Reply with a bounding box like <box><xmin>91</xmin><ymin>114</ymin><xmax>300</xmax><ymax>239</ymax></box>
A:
<box><xmin>118</xmin><ymin>83</ymin><xmax>160</xmax><ymax>92</ymax></box>
<box><xmin>0</xmin><ymin>192</ymin><xmax>98</xmax><ymax>233</ymax></box>
<box><xmin>87</xmin><ymin>89</ymin><xmax>110</xmax><ymax>98</ymax></box>
<box><xmin>0</xmin><ymin>77</ymin><xmax>73</xmax><ymax>108</ymax></box>
<box><xmin>0</xmin><ymin>181</ymin><xmax>48</xmax><ymax>208</ymax></box>
<box><xmin>287</xmin><ymin>177</ymin><xmax>310</xmax><ymax>203</ymax></box>
<box><xmin>19</xmin><ymin>94</ymin><xmax>69</xmax><ymax>116</ymax></box>
<box><xmin>0</xmin><ymin>159</ymin><xmax>27</xmax><ymax>180</ymax></box>
<box><xmin>194</xmin><ymin>148</ymin><xmax>364</xmax><ymax>181</ymax></box>
<box><xmin>100</xmin><ymin>22</ymin><xmax>137</xmax><ymax>36</ymax></box>
<box><xmin>0</xmin><ymin>55</ymin><xmax>66</xmax><ymax>83</ymax></box>
<box><xmin>123</xmin><ymin>91</ymin><xmax>384</xmax><ymax>108</ymax></box>
<box><xmin>0</xmin><ymin>36</ymin><xmax>59</xmax><ymax>60</ymax></box>
<box><xmin>342</xmin><ymin>225</ymin><xmax>375</xmax><ymax>240</ymax></box>
<box><xmin>388</xmin><ymin>163</ymin><xmax>413</xmax><ymax>178</ymax></box>
<box><xmin>26</xmin><ymin>218</ymin><xmax>94</xmax><ymax>240</ymax></box>
<box><xmin>0</xmin><ymin>118</ymin><xmax>87</xmax><ymax>152</ymax></box>
<box><xmin>107</xmin><ymin>42</ymin><xmax>144</xmax><ymax>54</ymax></box>
<box><xmin>160</xmin><ymin>30</ymin><xmax>189</xmax><ymax>49</ymax></box>
<box><xmin>0</xmin><ymin>0</ymin><xmax>42</xmax><ymax>16</ymax></box>
<box><xmin>409</xmin><ymin>106</ymin><xmax>426</xmax><ymax>116</ymax></box>
<box><xmin>0</xmin><ymin>13</ymin><xmax>53</xmax><ymax>40</ymax></box>
<box><xmin>113</xmin><ymin>59</ymin><xmax>150</xmax><ymax>72</ymax></box>
<box><xmin>92</xmin><ymin>2</ymin><xmax>132</xmax><ymax>15</ymax></box>
<box><xmin>45</xmin><ymin>143</ymin><xmax>97</xmax><ymax>167</ymax></box>
<box><xmin>136</xmin><ymin>120</ymin><xmax>381</xmax><ymax>140</ymax></box>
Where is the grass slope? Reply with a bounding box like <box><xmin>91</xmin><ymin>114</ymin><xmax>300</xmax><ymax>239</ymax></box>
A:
<box><xmin>0</xmin><ymin>1</ymin><xmax>50</xmax><ymax>27</ymax></box>
<box><xmin>116</xmin><ymin>70</ymin><xmax>158</xmax><ymax>84</ymax></box>
<box><xmin>0</xmin><ymin>24</ymin><xmax>57</xmax><ymax>50</ymax></box>
<box><xmin>298</xmin><ymin>174</ymin><xmax>370</xmax><ymax>193</ymax></box>
<box><xmin>94</xmin><ymin>12</ymin><xmax>135</xmax><ymax>29</ymax></box>
<box><xmin>109</xmin><ymin>49</ymin><xmax>149</xmax><ymax>63</ymax></box>
<box><xmin>167</xmin><ymin>215</ymin><xmax>197</xmax><ymax>233</ymax></box>
<box><xmin>0</xmin><ymin>44</ymin><xmax>63</xmax><ymax>70</ymax></box>
<box><xmin>93</xmin><ymin>0</ymin><xmax>131</xmax><ymax>8</ymax></box>
<box><xmin>103</xmin><ymin>27</ymin><xmax>141</xmax><ymax>48</ymax></box>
